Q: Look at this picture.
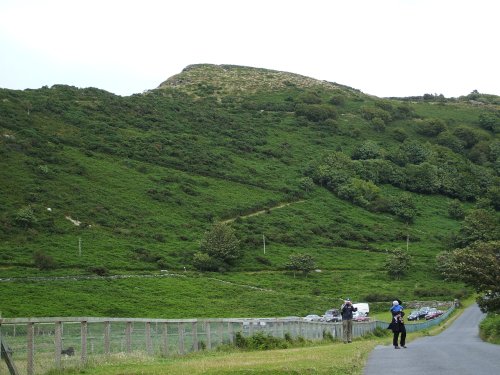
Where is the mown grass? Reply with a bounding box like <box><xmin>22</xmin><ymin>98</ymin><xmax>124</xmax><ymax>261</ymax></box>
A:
<box><xmin>46</xmin><ymin>340</ymin><xmax>383</xmax><ymax>375</ymax></box>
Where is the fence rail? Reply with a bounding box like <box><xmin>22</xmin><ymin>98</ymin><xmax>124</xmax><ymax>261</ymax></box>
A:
<box><xmin>0</xmin><ymin>307</ymin><xmax>455</xmax><ymax>375</ymax></box>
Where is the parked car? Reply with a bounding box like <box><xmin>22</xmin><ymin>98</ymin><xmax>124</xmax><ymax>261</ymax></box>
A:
<box><xmin>419</xmin><ymin>306</ymin><xmax>431</xmax><ymax>316</ymax></box>
<box><xmin>407</xmin><ymin>310</ymin><xmax>421</xmax><ymax>321</ymax></box>
<box><xmin>425</xmin><ymin>308</ymin><xmax>443</xmax><ymax>320</ymax></box>
<box><xmin>407</xmin><ymin>308</ymin><xmax>429</xmax><ymax>321</ymax></box>
<box><xmin>303</xmin><ymin>314</ymin><xmax>322</xmax><ymax>322</ymax></box>
<box><xmin>323</xmin><ymin>309</ymin><xmax>342</xmax><ymax>322</ymax></box>
<box><xmin>352</xmin><ymin>311</ymin><xmax>370</xmax><ymax>322</ymax></box>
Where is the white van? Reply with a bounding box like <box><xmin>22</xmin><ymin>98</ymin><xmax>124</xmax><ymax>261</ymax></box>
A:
<box><xmin>353</xmin><ymin>303</ymin><xmax>369</xmax><ymax>316</ymax></box>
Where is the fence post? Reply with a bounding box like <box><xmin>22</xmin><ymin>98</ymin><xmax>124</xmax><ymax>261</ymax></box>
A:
<box><xmin>178</xmin><ymin>323</ymin><xmax>185</xmax><ymax>355</ymax></box>
<box><xmin>192</xmin><ymin>321</ymin><xmax>198</xmax><ymax>351</ymax></box>
<box><xmin>227</xmin><ymin>322</ymin><xmax>234</xmax><ymax>344</ymax></box>
<box><xmin>145</xmin><ymin>322</ymin><xmax>153</xmax><ymax>355</ymax></box>
<box><xmin>161</xmin><ymin>323</ymin><xmax>168</xmax><ymax>356</ymax></box>
<box><xmin>104</xmin><ymin>321</ymin><xmax>110</xmax><ymax>355</ymax></box>
<box><xmin>27</xmin><ymin>322</ymin><xmax>35</xmax><ymax>375</ymax></box>
<box><xmin>81</xmin><ymin>321</ymin><xmax>88</xmax><ymax>365</ymax></box>
<box><xmin>125</xmin><ymin>322</ymin><xmax>132</xmax><ymax>353</ymax></box>
<box><xmin>217</xmin><ymin>322</ymin><xmax>224</xmax><ymax>345</ymax></box>
<box><xmin>54</xmin><ymin>321</ymin><xmax>62</xmax><ymax>368</ymax></box>
<box><xmin>205</xmin><ymin>321</ymin><xmax>212</xmax><ymax>350</ymax></box>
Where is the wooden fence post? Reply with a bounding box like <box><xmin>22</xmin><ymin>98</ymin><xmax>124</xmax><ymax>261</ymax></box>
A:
<box><xmin>81</xmin><ymin>321</ymin><xmax>88</xmax><ymax>365</ymax></box>
<box><xmin>27</xmin><ymin>323</ymin><xmax>34</xmax><ymax>375</ymax></box>
<box><xmin>178</xmin><ymin>323</ymin><xmax>185</xmax><ymax>355</ymax></box>
<box><xmin>205</xmin><ymin>321</ymin><xmax>211</xmax><ymax>350</ymax></box>
<box><xmin>104</xmin><ymin>321</ymin><xmax>110</xmax><ymax>355</ymax></box>
<box><xmin>54</xmin><ymin>322</ymin><xmax>62</xmax><ymax>368</ymax></box>
<box><xmin>227</xmin><ymin>322</ymin><xmax>233</xmax><ymax>344</ymax></box>
<box><xmin>161</xmin><ymin>323</ymin><xmax>168</xmax><ymax>356</ymax></box>
<box><xmin>217</xmin><ymin>322</ymin><xmax>224</xmax><ymax>345</ymax></box>
<box><xmin>145</xmin><ymin>322</ymin><xmax>153</xmax><ymax>355</ymax></box>
<box><xmin>191</xmin><ymin>322</ymin><xmax>198</xmax><ymax>352</ymax></box>
<box><xmin>125</xmin><ymin>322</ymin><xmax>132</xmax><ymax>353</ymax></box>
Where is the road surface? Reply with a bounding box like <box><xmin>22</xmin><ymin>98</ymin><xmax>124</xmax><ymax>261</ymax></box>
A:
<box><xmin>364</xmin><ymin>304</ymin><xmax>500</xmax><ymax>374</ymax></box>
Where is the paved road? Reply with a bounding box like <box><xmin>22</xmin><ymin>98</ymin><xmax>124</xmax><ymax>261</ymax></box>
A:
<box><xmin>364</xmin><ymin>304</ymin><xmax>500</xmax><ymax>374</ymax></box>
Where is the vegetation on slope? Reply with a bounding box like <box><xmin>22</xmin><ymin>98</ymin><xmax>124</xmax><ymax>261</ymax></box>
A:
<box><xmin>0</xmin><ymin>64</ymin><xmax>499</xmax><ymax>318</ymax></box>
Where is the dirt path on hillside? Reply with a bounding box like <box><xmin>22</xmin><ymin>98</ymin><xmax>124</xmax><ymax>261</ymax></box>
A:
<box><xmin>222</xmin><ymin>199</ymin><xmax>305</xmax><ymax>224</ymax></box>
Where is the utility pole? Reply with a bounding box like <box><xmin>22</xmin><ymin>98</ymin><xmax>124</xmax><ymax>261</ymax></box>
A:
<box><xmin>263</xmin><ymin>234</ymin><xmax>266</xmax><ymax>255</ymax></box>
<box><xmin>78</xmin><ymin>237</ymin><xmax>82</xmax><ymax>257</ymax></box>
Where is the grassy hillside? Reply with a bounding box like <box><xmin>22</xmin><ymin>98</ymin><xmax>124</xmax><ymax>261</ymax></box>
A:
<box><xmin>1</xmin><ymin>64</ymin><xmax>499</xmax><ymax>318</ymax></box>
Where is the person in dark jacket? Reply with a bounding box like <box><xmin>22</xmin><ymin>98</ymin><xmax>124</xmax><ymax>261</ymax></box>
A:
<box><xmin>341</xmin><ymin>298</ymin><xmax>357</xmax><ymax>343</ymax></box>
<box><xmin>388</xmin><ymin>300</ymin><xmax>407</xmax><ymax>349</ymax></box>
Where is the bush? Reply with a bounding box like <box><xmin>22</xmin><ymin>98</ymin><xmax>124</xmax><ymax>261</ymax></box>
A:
<box><xmin>33</xmin><ymin>250</ymin><xmax>57</xmax><ymax>270</ymax></box>
<box><xmin>234</xmin><ymin>332</ymin><xmax>289</xmax><ymax>350</ymax></box>
<box><xmin>447</xmin><ymin>199</ymin><xmax>465</xmax><ymax>219</ymax></box>
<box><xmin>364</xmin><ymin>293</ymin><xmax>395</xmax><ymax>302</ymax></box>
<box><xmin>15</xmin><ymin>206</ymin><xmax>37</xmax><ymax>228</ymax></box>
<box><xmin>295</xmin><ymin>104</ymin><xmax>337</xmax><ymax>122</ymax></box>
<box><xmin>479</xmin><ymin>314</ymin><xmax>500</xmax><ymax>344</ymax></box>
<box><xmin>88</xmin><ymin>266</ymin><xmax>109</xmax><ymax>276</ymax></box>
<box><xmin>255</xmin><ymin>256</ymin><xmax>272</xmax><ymax>266</ymax></box>
<box><xmin>192</xmin><ymin>252</ymin><xmax>222</xmax><ymax>272</ymax></box>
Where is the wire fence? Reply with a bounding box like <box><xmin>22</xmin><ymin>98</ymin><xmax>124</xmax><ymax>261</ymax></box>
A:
<box><xmin>0</xmin><ymin>307</ymin><xmax>455</xmax><ymax>375</ymax></box>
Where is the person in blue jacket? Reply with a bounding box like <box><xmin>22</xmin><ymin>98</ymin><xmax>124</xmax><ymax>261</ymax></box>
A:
<box><xmin>388</xmin><ymin>300</ymin><xmax>407</xmax><ymax>349</ymax></box>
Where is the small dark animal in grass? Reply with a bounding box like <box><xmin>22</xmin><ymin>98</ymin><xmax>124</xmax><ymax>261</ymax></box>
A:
<box><xmin>61</xmin><ymin>347</ymin><xmax>75</xmax><ymax>356</ymax></box>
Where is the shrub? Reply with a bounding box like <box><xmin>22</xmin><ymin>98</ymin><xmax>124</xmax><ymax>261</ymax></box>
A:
<box><xmin>479</xmin><ymin>314</ymin><xmax>500</xmax><ymax>344</ymax></box>
<box><xmin>255</xmin><ymin>256</ymin><xmax>272</xmax><ymax>266</ymax></box>
<box><xmin>88</xmin><ymin>266</ymin><xmax>109</xmax><ymax>276</ymax></box>
<box><xmin>33</xmin><ymin>250</ymin><xmax>57</xmax><ymax>270</ymax></box>
<box><xmin>416</xmin><ymin>118</ymin><xmax>447</xmax><ymax>136</ymax></box>
<box><xmin>371</xmin><ymin>117</ymin><xmax>386</xmax><ymax>132</ymax></box>
<box><xmin>295</xmin><ymin>104</ymin><xmax>337</xmax><ymax>122</ymax></box>
<box><xmin>235</xmin><ymin>331</ymin><xmax>289</xmax><ymax>350</ymax></box>
<box><xmin>364</xmin><ymin>293</ymin><xmax>395</xmax><ymax>302</ymax></box>
<box><xmin>15</xmin><ymin>206</ymin><xmax>37</xmax><ymax>228</ymax></box>
<box><xmin>392</xmin><ymin>128</ymin><xmax>408</xmax><ymax>142</ymax></box>
<box><xmin>192</xmin><ymin>252</ymin><xmax>222</xmax><ymax>272</ymax></box>
<box><xmin>447</xmin><ymin>199</ymin><xmax>465</xmax><ymax>219</ymax></box>
<box><xmin>351</xmin><ymin>140</ymin><xmax>383</xmax><ymax>160</ymax></box>
<box><xmin>329</xmin><ymin>95</ymin><xmax>346</xmax><ymax>106</ymax></box>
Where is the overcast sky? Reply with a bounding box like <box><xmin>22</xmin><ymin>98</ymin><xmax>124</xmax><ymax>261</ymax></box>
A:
<box><xmin>1</xmin><ymin>0</ymin><xmax>499</xmax><ymax>98</ymax></box>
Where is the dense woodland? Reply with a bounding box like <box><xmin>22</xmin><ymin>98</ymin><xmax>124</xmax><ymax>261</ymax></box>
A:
<box><xmin>0</xmin><ymin>64</ymin><xmax>498</xmax><ymax>318</ymax></box>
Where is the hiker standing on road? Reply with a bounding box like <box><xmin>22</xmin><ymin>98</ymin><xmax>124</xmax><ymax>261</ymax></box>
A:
<box><xmin>341</xmin><ymin>298</ymin><xmax>357</xmax><ymax>343</ymax></box>
<box><xmin>388</xmin><ymin>300</ymin><xmax>407</xmax><ymax>349</ymax></box>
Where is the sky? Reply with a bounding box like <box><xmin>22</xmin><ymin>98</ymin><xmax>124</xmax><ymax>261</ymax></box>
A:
<box><xmin>0</xmin><ymin>0</ymin><xmax>499</xmax><ymax>98</ymax></box>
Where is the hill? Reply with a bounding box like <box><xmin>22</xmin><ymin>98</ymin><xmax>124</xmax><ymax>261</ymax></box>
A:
<box><xmin>0</xmin><ymin>64</ymin><xmax>499</xmax><ymax>318</ymax></box>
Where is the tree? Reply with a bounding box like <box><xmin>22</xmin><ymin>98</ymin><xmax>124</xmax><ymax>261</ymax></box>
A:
<box><xmin>352</xmin><ymin>140</ymin><xmax>383</xmax><ymax>160</ymax></box>
<box><xmin>199</xmin><ymin>222</ymin><xmax>241</xmax><ymax>265</ymax></box>
<box><xmin>337</xmin><ymin>178</ymin><xmax>380</xmax><ymax>208</ymax></box>
<box><xmin>478</xmin><ymin>112</ymin><xmax>500</xmax><ymax>133</ymax></box>
<box><xmin>436</xmin><ymin>241</ymin><xmax>500</xmax><ymax>312</ymax></box>
<box><xmin>385</xmin><ymin>249</ymin><xmax>412</xmax><ymax>280</ymax></box>
<box><xmin>388</xmin><ymin>193</ymin><xmax>417</xmax><ymax>223</ymax></box>
<box><xmin>455</xmin><ymin>209</ymin><xmax>499</xmax><ymax>248</ymax></box>
<box><xmin>416</xmin><ymin>118</ymin><xmax>447</xmax><ymax>137</ymax></box>
<box><xmin>404</xmin><ymin>162</ymin><xmax>440</xmax><ymax>193</ymax></box>
<box><xmin>285</xmin><ymin>253</ymin><xmax>316</xmax><ymax>278</ymax></box>
<box><xmin>447</xmin><ymin>199</ymin><xmax>465</xmax><ymax>220</ymax></box>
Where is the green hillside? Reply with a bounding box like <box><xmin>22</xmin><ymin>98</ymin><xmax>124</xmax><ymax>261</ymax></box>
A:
<box><xmin>1</xmin><ymin>64</ymin><xmax>499</xmax><ymax>318</ymax></box>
